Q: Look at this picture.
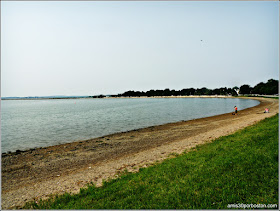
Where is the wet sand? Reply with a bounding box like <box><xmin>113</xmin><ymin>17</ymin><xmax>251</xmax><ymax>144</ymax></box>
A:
<box><xmin>1</xmin><ymin>97</ymin><xmax>278</xmax><ymax>209</ymax></box>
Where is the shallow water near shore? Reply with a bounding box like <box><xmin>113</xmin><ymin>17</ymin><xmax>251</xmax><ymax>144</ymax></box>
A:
<box><xmin>1</xmin><ymin>97</ymin><xmax>259</xmax><ymax>153</ymax></box>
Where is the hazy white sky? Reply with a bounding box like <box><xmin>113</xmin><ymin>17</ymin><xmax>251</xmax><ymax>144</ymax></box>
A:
<box><xmin>1</xmin><ymin>1</ymin><xmax>279</xmax><ymax>97</ymax></box>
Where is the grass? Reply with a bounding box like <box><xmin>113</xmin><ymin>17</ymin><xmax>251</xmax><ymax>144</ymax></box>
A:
<box><xmin>24</xmin><ymin>114</ymin><xmax>279</xmax><ymax>209</ymax></box>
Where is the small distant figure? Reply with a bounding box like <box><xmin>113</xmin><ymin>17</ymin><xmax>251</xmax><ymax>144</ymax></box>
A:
<box><xmin>232</xmin><ymin>106</ymin><xmax>238</xmax><ymax>115</ymax></box>
<box><xmin>264</xmin><ymin>108</ymin><xmax>269</xmax><ymax>113</ymax></box>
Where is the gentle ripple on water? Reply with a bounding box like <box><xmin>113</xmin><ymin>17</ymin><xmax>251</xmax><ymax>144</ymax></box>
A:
<box><xmin>1</xmin><ymin>97</ymin><xmax>259</xmax><ymax>153</ymax></box>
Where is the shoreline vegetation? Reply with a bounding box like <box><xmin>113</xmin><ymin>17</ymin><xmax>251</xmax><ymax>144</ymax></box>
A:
<box><xmin>1</xmin><ymin>95</ymin><xmax>278</xmax><ymax>102</ymax></box>
<box><xmin>1</xmin><ymin>79</ymin><xmax>278</xmax><ymax>100</ymax></box>
<box><xmin>24</xmin><ymin>114</ymin><xmax>279</xmax><ymax>209</ymax></box>
<box><xmin>1</xmin><ymin>97</ymin><xmax>278</xmax><ymax>209</ymax></box>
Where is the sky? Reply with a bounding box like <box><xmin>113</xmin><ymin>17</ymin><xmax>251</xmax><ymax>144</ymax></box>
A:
<box><xmin>1</xmin><ymin>1</ymin><xmax>279</xmax><ymax>97</ymax></box>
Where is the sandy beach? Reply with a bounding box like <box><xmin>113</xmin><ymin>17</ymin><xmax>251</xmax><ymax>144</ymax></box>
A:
<box><xmin>1</xmin><ymin>97</ymin><xmax>278</xmax><ymax>209</ymax></box>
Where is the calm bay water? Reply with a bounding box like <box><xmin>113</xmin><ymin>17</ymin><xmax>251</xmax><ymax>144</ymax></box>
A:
<box><xmin>1</xmin><ymin>98</ymin><xmax>259</xmax><ymax>153</ymax></box>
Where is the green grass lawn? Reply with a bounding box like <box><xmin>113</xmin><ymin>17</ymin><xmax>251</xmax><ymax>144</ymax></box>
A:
<box><xmin>25</xmin><ymin>114</ymin><xmax>279</xmax><ymax>209</ymax></box>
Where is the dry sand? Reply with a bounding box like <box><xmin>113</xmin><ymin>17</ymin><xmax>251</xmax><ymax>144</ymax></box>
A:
<box><xmin>1</xmin><ymin>97</ymin><xmax>278</xmax><ymax>209</ymax></box>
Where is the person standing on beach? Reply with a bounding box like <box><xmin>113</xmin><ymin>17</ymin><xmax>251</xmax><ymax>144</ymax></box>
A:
<box><xmin>234</xmin><ymin>106</ymin><xmax>238</xmax><ymax>114</ymax></box>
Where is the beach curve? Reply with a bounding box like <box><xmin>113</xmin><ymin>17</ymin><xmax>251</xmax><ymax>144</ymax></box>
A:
<box><xmin>1</xmin><ymin>97</ymin><xmax>278</xmax><ymax>209</ymax></box>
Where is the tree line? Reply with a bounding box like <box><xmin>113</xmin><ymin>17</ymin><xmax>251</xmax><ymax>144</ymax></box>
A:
<box><xmin>91</xmin><ymin>79</ymin><xmax>278</xmax><ymax>98</ymax></box>
<box><xmin>113</xmin><ymin>87</ymin><xmax>238</xmax><ymax>97</ymax></box>
<box><xmin>239</xmin><ymin>79</ymin><xmax>278</xmax><ymax>95</ymax></box>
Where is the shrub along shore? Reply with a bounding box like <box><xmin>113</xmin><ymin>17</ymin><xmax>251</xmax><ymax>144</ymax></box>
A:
<box><xmin>24</xmin><ymin>114</ymin><xmax>279</xmax><ymax>209</ymax></box>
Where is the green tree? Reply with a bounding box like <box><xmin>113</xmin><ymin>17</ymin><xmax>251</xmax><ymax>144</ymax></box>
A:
<box><xmin>265</xmin><ymin>79</ymin><xmax>278</xmax><ymax>95</ymax></box>
<box><xmin>239</xmin><ymin>84</ymin><xmax>252</xmax><ymax>94</ymax></box>
<box><xmin>252</xmin><ymin>82</ymin><xmax>265</xmax><ymax>94</ymax></box>
<box><xmin>163</xmin><ymin>88</ymin><xmax>171</xmax><ymax>96</ymax></box>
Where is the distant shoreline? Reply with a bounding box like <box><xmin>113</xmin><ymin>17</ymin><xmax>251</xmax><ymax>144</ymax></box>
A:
<box><xmin>1</xmin><ymin>94</ymin><xmax>278</xmax><ymax>101</ymax></box>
